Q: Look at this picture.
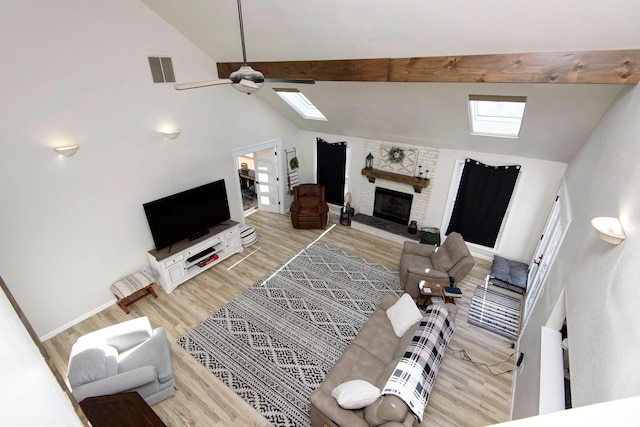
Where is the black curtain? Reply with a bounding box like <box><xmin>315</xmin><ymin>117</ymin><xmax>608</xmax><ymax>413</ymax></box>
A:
<box><xmin>446</xmin><ymin>159</ymin><xmax>520</xmax><ymax>247</ymax></box>
<box><xmin>316</xmin><ymin>138</ymin><xmax>346</xmax><ymax>206</ymax></box>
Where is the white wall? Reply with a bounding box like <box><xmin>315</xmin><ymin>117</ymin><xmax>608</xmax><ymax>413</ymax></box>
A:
<box><xmin>1</xmin><ymin>283</ymin><xmax>83</xmax><ymax>427</ymax></box>
<box><xmin>493</xmin><ymin>396</ymin><xmax>640</xmax><ymax>427</ymax></box>
<box><xmin>0</xmin><ymin>0</ymin><xmax>300</xmax><ymax>338</ymax></box>
<box><xmin>429</xmin><ymin>150</ymin><xmax>567</xmax><ymax>261</ymax></box>
<box><xmin>299</xmin><ymin>132</ymin><xmax>566</xmax><ymax>262</ymax></box>
<box><xmin>512</xmin><ymin>84</ymin><xmax>640</xmax><ymax>419</ymax></box>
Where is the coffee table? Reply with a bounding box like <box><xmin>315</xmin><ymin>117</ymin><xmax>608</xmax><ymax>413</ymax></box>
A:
<box><xmin>80</xmin><ymin>392</ymin><xmax>166</xmax><ymax>426</ymax></box>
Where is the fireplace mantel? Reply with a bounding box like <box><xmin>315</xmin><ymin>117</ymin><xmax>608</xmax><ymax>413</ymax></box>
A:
<box><xmin>361</xmin><ymin>168</ymin><xmax>429</xmax><ymax>193</ymax></box>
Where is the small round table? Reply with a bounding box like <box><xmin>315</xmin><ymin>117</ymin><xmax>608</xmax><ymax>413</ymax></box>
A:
<box><xmin>340</xmin><ymin>207</ymin><xmax>355</xmax><ymax>226</ymax></box>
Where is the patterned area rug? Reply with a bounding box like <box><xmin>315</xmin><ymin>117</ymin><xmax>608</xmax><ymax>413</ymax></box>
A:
<box><xmin>468</xmin><ymin>286</ymin><xmax>521</xmax><ymax>341</ymax></box>
<box><xmin>179</xmin><ymin>242</ymin><xmax>402</xmax><ymax>427</ymax></box>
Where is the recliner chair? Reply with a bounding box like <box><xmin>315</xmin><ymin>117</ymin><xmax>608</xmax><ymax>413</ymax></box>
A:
<box><xmin>67</xmin><ymin>316</ymin><xmax>176</xmax><ymax>405</ymax></box>
<box><xmin>290</xmin><ymin>184</ymin><xmax>330</xmax><ymax>229</ymax></box>
<box><xmin>399</xmin><ymin>232</ymin><xmax>475</xmax><ymax>298</ymax></box>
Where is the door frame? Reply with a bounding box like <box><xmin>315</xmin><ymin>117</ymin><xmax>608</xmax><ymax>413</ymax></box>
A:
<box><xmin>232</xmin><ymin>139</ymin><xmax>285</xmax><ymax>215</ymax></box>
<box><xmin>253</xmin><ymin>146</ymin><xmax>280</xmax><ymax>213</ymax></box>
<box><xmin>509</xmin><ymin>178</ymin><xmax>571</xmax><ymax>420</ymax></box>
<box><xmin>521</xmin><ymin>177</ymin><xmax>572</xmax><ymax>326</ymax></box>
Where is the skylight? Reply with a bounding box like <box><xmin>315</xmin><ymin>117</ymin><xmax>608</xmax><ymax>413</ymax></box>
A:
<box><xmin>274</xmin><ymin>88</ymin><xmax>327</xmax><ymax>121</ymax></box>
<box><xmin>468</xmin><ymin>95</ymin><xmax>526</xmax><ymax>138</ymax></box>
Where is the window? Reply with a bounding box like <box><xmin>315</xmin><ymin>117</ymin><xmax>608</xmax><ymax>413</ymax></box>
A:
<box><xmin>445</xmin><ymin>159</ymin><xmax>521</xmax><ymax>248</ymax></box>
<box><xmin>468</xmin><ymin>95</ymin><xmax>526</xmax><ymax>138</ymax></box>
<box><xmin>274</xmin><ymin>89</ymin><xmax>327</xmax><ymax>121</ymax></box>
<box><xmin>316</xmin><ymin>138</ymin><xmax>346</xmax><ymax>206</ymax></box>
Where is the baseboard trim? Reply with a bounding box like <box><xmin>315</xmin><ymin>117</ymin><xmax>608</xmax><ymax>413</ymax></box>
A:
<box><xmin>351</xmin><ymin>220</ymin><xmax>494</xmax><ymax>261</ymax></box>
<box><xmin>39</xmin><ymin>299</ymin><xmax>114</xmax><ymax>342</ymax></box>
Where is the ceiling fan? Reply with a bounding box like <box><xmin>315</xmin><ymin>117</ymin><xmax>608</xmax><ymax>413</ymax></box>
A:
<box><xmin>174</xmin><ymin>0</ymin><xmax>315</xmax><ymax>94</ymax></box>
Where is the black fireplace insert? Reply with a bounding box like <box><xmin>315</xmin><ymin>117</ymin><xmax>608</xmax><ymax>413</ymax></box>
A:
<box><xmin>373</xmin><ymin>187</ymin><xmax>413</xmax><ymax>225</ymax></box>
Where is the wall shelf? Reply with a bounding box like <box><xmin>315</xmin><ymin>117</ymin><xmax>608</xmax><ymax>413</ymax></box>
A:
<box><xmin>361</xmin><ymin>168</ymin><xmax>429</xmax><ymax>193</ymax></box>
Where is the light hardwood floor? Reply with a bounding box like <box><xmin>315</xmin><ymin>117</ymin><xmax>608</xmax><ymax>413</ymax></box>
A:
<box><xmin>44</xmin><ymin>210</ymin><xmax>516</xmax><ymax>427</ymax></box>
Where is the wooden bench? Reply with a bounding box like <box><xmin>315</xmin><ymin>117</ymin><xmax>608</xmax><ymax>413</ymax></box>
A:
<box><xmin>110</xmin><ymin>270</ymin><xmax>157</xmax><ymax>314</ymax></box>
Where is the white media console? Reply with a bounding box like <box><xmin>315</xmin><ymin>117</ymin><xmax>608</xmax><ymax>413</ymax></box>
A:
<box><xmin>146</xmin><ymin>220</ymin><xmax>243</xmax><ymax>293</ymax></box>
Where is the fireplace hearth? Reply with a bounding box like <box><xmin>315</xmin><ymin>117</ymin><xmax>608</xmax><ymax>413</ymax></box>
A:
<box><xmin>373</xmin><ymin>187</ymin><xmax>413</xmax><ymax>225</ymax></box>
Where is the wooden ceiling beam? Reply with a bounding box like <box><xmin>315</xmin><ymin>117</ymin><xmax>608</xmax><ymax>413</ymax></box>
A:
<box><xmin>217</xmin><ymin>50</ymin><xmax>640</xmax><ymax>84</ymax></box>
<box><xmin>217</xmin><ymin>58</ymin><xmax>390</xmax><ymax>82</ymax></box>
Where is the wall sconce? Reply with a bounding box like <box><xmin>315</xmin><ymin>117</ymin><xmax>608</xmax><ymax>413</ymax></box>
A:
<box><xmin>160</xmin><ymin>129</ymin><xmax>180</xmax><ymax>140</ymax></box>
<box><xmin>53</xmin><ymin>145</ymin><xmax>79</xmax><ymax>157</ymax></box>
<box><xmin>591</xmin><ymin>217</ymin><xmax>626</xmax><ymax>245</ymax></box>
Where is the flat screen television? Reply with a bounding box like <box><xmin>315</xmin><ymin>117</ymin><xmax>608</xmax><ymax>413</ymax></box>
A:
<box><xmin>143</xmin><ymin>179</ymin><xmax>231</xmax><ymax>251</ymax></box>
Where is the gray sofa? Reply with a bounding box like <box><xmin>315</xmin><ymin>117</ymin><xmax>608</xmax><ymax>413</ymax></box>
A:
<box><xmin>399</xmin><ymin>232</ymin><xmax>475</xmax><ymax>298</ymax></box>
<box><xmin>67</xmin><ymin>316</ymin><xmax>176</xmax><ymax>406</ymax></box>
<box><xmin>310</xmin><ymin>294</ymin><xmax>457</xmax><ymax>427</ymax></box>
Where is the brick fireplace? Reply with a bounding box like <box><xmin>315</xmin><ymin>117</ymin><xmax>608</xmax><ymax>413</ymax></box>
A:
<box><xmin>357</xmin><ymin>140</ymin><xmax>439</xmax><ymax>230</ymax></box>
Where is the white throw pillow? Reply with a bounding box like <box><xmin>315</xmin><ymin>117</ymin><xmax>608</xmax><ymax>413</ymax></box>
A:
<box><xmin>386</xmin><ymin>293</ymin><xmax>422</xmax><ymax>337</ymax></box>
<box><xmin>331</xmin><ymin>380</ymin><xmax>381</xmax><ymax>409</ymax></box>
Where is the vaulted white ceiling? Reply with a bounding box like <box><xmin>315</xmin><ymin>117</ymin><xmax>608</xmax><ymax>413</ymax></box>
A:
<box><xmin>140</xmin><ymin>0</ymin><xmax>640</xmax><ymax>163</ymax></box>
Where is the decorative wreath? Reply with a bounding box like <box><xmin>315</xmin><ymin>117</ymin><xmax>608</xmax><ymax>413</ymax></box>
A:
<box><xmin>387</xmin><ymin>146</ymin><xmax>406</xmax><ymax>164</ymax></box>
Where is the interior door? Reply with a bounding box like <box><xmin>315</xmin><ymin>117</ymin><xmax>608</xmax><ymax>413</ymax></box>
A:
<box><xmin>254</xmin><ymin>147</ymin><xmax>280</xmax><ymax>213</ymax></box>
<box><xmin>523</xmin><ymin>180</ymin><xmax>571</xmax><ymax>322</ymax></box>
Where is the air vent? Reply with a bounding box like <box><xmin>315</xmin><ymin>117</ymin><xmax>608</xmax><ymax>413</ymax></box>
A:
<box><xmin>148</xmin><ymin>56</ymin><xmax>175</xmax><ymax>83</ymax></box>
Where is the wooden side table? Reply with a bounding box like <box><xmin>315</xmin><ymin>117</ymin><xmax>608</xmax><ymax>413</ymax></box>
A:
<box><xmin>80</xmin><ymin>392</ymin><xmax>166</xmax><ymax>427</ymax></box>
<box><xmin>418</xmin><ymin>280</ymin><xmax>449</xmax><ymax>308</ymax></box>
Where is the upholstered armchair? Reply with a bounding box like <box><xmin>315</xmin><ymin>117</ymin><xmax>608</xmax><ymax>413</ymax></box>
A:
<box><xmin>290</xmin><ymin>184</ymin><xmax>330</xmax><ymax>229</ymax></box>
<box><xmin>67</xmin><ymin>316</ymin><xmax>176</xmax><ymax>406</ymax></box>
<box><xmin>399</xmin><ymin>232</ymin><xmax>475</xmax><ymax>298</ymax></box>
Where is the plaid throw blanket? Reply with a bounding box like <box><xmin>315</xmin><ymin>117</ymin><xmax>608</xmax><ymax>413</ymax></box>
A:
<box><xmin>382</xmin><ymin>304</ymin><xmax>455</xmax><ymax>422</ymax></box>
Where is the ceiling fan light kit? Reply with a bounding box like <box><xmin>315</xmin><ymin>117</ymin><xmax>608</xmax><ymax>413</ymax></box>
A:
<box><xmin>233</xmin><ymin>80</ymin><xmax>262</xmax><ymax>94</ymax></box>
<box><xmin>174</xmin><ymin>0</ymin><xmax>314</xmax><ymax>94</ymax></box>
<box><xmin>230</xmin><ymin>66</ymin><xmax>264</xmax><ymax>94</ymax></box>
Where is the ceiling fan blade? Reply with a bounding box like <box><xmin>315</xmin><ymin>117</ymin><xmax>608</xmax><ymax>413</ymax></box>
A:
<box><xmin>264</xmin><ymin>78</ymin><xmax>316</xmax><ymax>85</ymax></box>
<box><xmin>174</xmin><ymin>79</ymin><xmax>232</xmax><ymax>90</ymax></box>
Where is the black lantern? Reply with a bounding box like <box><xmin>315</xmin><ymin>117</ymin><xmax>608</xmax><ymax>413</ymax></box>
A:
<box><xmin>365</xmin><ymin>153</ymin><xmax>373</xmax><ymax>170</ymax></box>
